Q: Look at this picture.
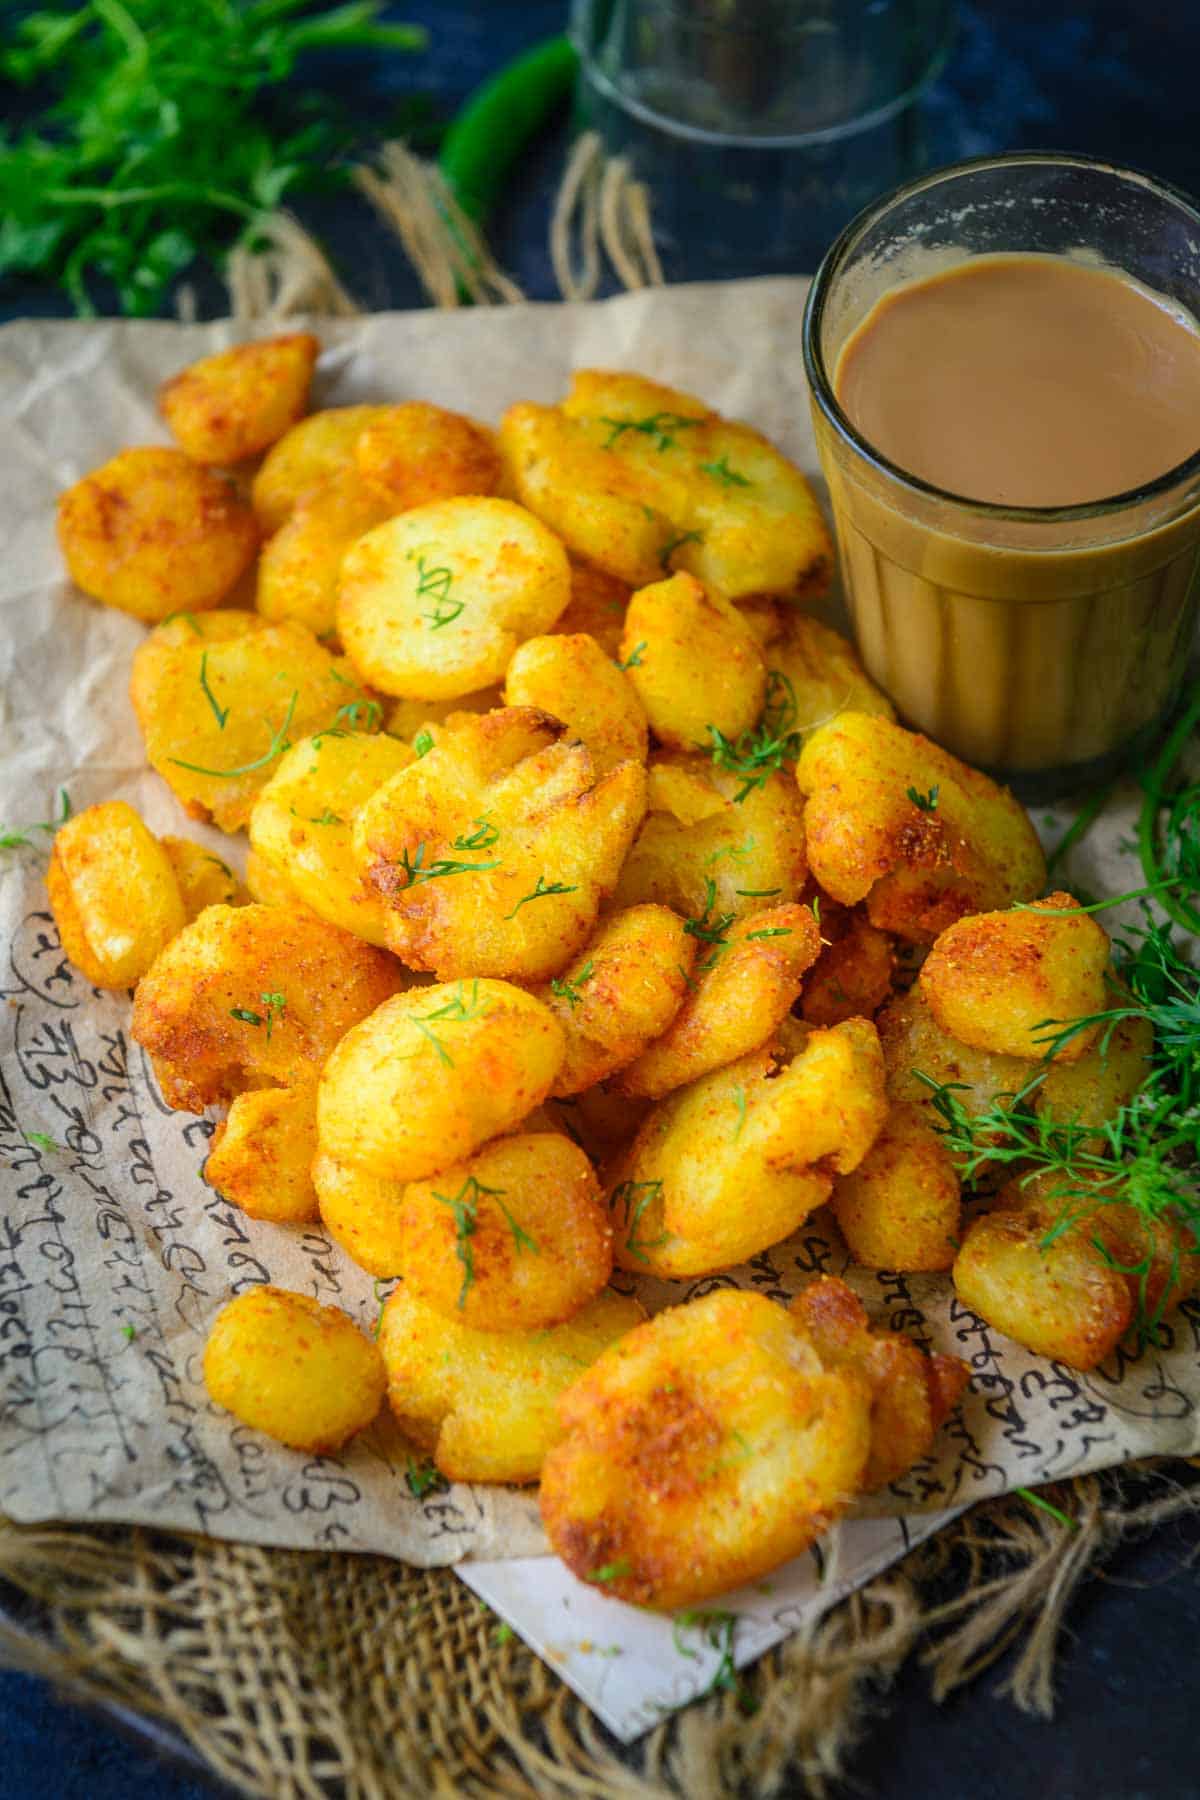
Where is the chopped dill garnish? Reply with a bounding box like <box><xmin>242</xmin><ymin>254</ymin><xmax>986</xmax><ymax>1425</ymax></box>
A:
<box><xmin>394</xmin><ymin>842</ymin><xmax>500</xmax><ymax>888</ymax></box>
<box><xmin>699</xmin><ymin>455</ymin><xmax>750</xmax><ymax>488</ymax></box>
<box><xmin>170</xmin><ymin>690</ymin><xmax>297</xmax><ymax>778</ymax></box>
<box><xmin>433</xmin><ymin>1174</ymin><xmax>505</xmax><ymax>1307</ymax></box>
<box><xmin>598</xmin><ymin>412</ymin><xmax>700</xmax><ymax>452</ymax></box>
<box><xmin>406</xmin><ymin>982</ymin><xmax>491</xmax><ymax>1067</ymax></box>
<box><xmin>413</xmin><ymin>729</ymin><xmax>434</xmax><ymax>759</ymax></box>
<box><xmin>504</xmin><ymin>874</ymin><xmax>578</xmax><ymax>919</ymax></box>
<box><xmin>24</xmin><ymin>1130</ymin><xmax>60</xmax><ymax>1153</ymax></box>
<box><xmin>198</xmin><ymin>651</ymin><xmax>229</xmax><ymax>729</ymax></box>
<box><xmin>452</xmin><ymin>818</ymin><xmax>500</xmax><ymax>852</ymax></box>
<box><xmin>589</xmin><ymin>1558</ymin><xmax>633</xmax><ymax>1583</ymax></box>
<box><xmin>708</xmin><ymin>669</ymin><xmax>803</xmax><ymax>802</ymax></box>
<box><xmin>404</xmin><ymin>1455</ymin><xmax>448</xmax><ymax>1500</ymax></box>
<box><xmin>549</xmin><ymin>961</ymin><xmax>595</xmax><ymax>1011</ymax></box>
<box><xmin>906</xmin><ymin>784</ymin><xmax>939</xmax><ymax>812</ymax></box>
<box><xmin>616</xmin><ymin>642</ymin><xmax>647</xmax><ymax>671</ymax></box>
<box><xmin>611</xmin><ymin>1178</ymin><xmax>667</xmax><ymax>1264</ymax></box>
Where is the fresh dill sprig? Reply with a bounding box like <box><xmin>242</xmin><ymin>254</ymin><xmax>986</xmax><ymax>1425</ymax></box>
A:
<box><xmin>412</xmin><ymin>729</ymin><xmax>434</xmax><ymax>759</ymax></box>
<box><xmin>198</xmin><ymin>651</ymin><xmax>229</xmax><ymax>729</ymax></box>
<box><xmin>549</xmin><ymin>961</ymin><xmax>594</xmax><ymax>1010</ymax></box>
<box><xmin>404</xmin><ymin>1455</ymin><xmax>448</xmax><ymax>1500</ymax></box>
<box><xmin>451</xmin><ymin>818</ymin><xmax>499</xmax><ymax>852</ymax></box>
<box><xmin>433</xmin><ymin>1174</ymin><xmax>505</xmax><ymax>1308</ymax></box>
<box><xmin>394</xmin><ymin>842</ymin><xmax>501</xmax><ymax>888</ymax></box>
<box><xmin>598</xmin><ymin>412</ymin><xmax>700</xmax><ymax>452</ymax></box>
<box><xmin>615</xmin><ymin>642</ymin><xmax>646</xmax><ymax>671</ymax></box>
<box><xmin>669</xmin><ymin>1611</ymin><xmax>757</xmax><ymax>1714</ymax></box>
<box><xmin>504</xmin><ymin>874</ymin><xmax>578</xmax><ymax>920</ymax></box>
<box><xmin>684</xmin><ymin>879</ymin><xmax>735</xmax><ymax>970</ymax></box>
<box><xmin>406</xmin><ymin>982</ymin><xmax>491</xmax><ymax>1067</ymax></box>
<box><xmin>611</xmin><ymin>1178</ymin><xmax>667</xmax><ymax>1264</ymax></box>
<box><xmin>707</xmin><ymin>669</ymin><xmax>803</xmax><ymax>802</ymax></box>
<box><xmin>699</xmin><ymin>455</ymin><xmax>750</xmax><ymax>488</ymax></box>
<box><xmin>1</xmin><ymin>786</ymin><xmax>71</xmax><ymax>850</ymax></box>
<box><xmin>907</xmin><ymin>784</ymin><xmax>939</xmax><ymax>813</ymax></box>
<box><xmin>170</xmin><ymin>690</ymin><xmax>297</xmax><ymax>778</ymax></box>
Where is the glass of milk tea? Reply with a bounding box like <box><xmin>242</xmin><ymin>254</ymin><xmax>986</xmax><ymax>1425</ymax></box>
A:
<box><xmin>802</xmin><ymin>152</ymin><xmax>1200</xmax><ymax>799</ymax></box>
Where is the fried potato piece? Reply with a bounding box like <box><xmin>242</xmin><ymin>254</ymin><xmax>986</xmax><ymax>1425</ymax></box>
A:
<box><xmin>540</xmin><ymin>1289</ymin><xmax>870</xmax><ymax>1608</ymax></box>
<box><xmin>385</xmin><ymin>686</ymin><xmax>504</xmax><ymax>743</ymax></box>
<box><xmin>1036</xmin><ymin>1012</ymin><xmax>1153</xmax><ymax>1129</ymax></box>
<box><xmin>501</xmin><ymin>371</ymin><xmax>832</xmax><ymax>600</ymax></box>
<box><xmin>504</xmin><ymin>632</ymin><xmax>648</xmax><ymax>774</ymax></box>
<box><xmin>58</xmin><ymin>448</ymin><xmax>257</xmax><ymax>621</ymax></box>
<box><xmin>317</xmin><ymin>979</ymin><xmax>565</xmax><ymax>1182</ymax></box>
<box><xmin>535</xmin><ymin>905</ymin><xmax>694</xmax><ymax>1095</ymax></box>
<box><xmin>398</xmin><ymin>1133</ymin><xmax>611</xmax><ymax>1331</ymax></box>
<box><xmin>354</xmin><ymin>401</ymin><xmax>501</xmax><ymax>509</ymax></box>
<box><xmin>792</xmin><ymin>1277</ymin><xmax>969</xmax><ymax>1489</ymax></box>
<box><xmin>159</xmin><ymin>333</ymin><xmax>319</xmax><ymax>464</ymax></box>
<box><xmin>734</xmin><ymin>597</ymin><xmax>786</xmax><ymax>649</ymax></box>
<box><xmin>353</xmin><ymin>707</ymin><xmax>646</xmax><ymax>980</ymax></box>
<box><xmin>548</xmin><ymin>1087</ymin><xmax>653</xmax><ymax>1164</ymax></box>
<box><xmin>245</xmin><ymin>844</ymin><xmax>306</xmax><ymax>910</ymax></box>
<box><xmin>337</xmin><ymin>498</ymin><xmax>571</xmax><ymax>700</ymax></box>
<box><xmin>920</xmin><ymin>893</ymin><xmax>1110</xmax><ymax>1063</ymax></box>
<box><xmin>796</xmin><ymin>713</ymin><xmax>1046</xmax><ymax>942</ymax></box>
<box><xmin>620</xmin><ymin>573</ymin><xmax>766</xmax><ymax>750</ymax></box>
<box><xmin>204</xmin><ymin>1081</ymin><xmax>319</xmax><ymax>1223</ymax></box>
<box><xmin>131</xmin><ymin>902</ymin><xmax>402</xmax><ymax>1112</ymax></box>
<box><xmin>830</xmin><ymin>1103</ymin><xmax>961</xmax><ymax>1272</ymax></box>
<box><xmin>130</xmin><ymin>611</ymin><xmax>373</xmax><ymax>833</ymax></box>
<box><xmin>249</xmin><ymin>729</ymin><xmax>413</xmax><ymax>946</ymax></box>
<box><xmin>251</xmin><ymin>404</ymin><xmax>392</xmax><ymax>533</ymax></box>
<box><xmin>47</xmin><ymin>801</ymin><xmax>186</xmax><ymax>989</ymax></box>
<box><xmin>616</xmin><ymin>903</ymin><xmax>821</xmax><ymax>1099</ymax></box>
<box><xmin>160</xmin><ymin>837</ymin><xmax>248</xmax><ymax>917</ymax></box>
<box><xmin>204</xmin><ymin>1286</ymin><xmax>385</xmax><ymax>1452</ymax></box>
<box><xmin>769</xmin><ymin>613</ymin><xmax>895</xmax><ymax>732</ymax></box>
<box><xmin>379</xmin><ymin>1286</ymin><xmax>644</xmax><ymax>1483</ymax></box>
<box><xmin>609</xmin><ymin>1020</ymin><xmax>887</xmax><ymax>1277</ymax></box>
<box><xmin>256</xmin><ymin>472</ymin><xmax>393</xmax><ymax>639</ymax></box>
<box><xmin>801</xmin><ymin>904</ymin><xmax>894</xmax><ymax>1026</ymax></box>
<box><xmin>556</xmin><ymin>560</ymin><xmax>629</xmax><ymax>657</ymax></box>
<box><xmin>313</xmin><ymin>1151</ymin><xmax>407</xmax><ymax>1278</ymax></box>
<box><xmin>876</xmin><ymin>985</ymin><xmax>1033</xmax><ymax>1142</ymax></box>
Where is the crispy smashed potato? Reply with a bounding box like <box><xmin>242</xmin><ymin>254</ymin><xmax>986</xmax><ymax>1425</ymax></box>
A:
<box><xmin>204</xmin><ymin>1082</ymin><xmax>319</xmax><ymax>1224</ymax></box>
<box><xmin>504</xmin><ymin>632</ymin><xmax>648</xmax><ymax>774</ymax></box>
<box><xmin>385</xmin><ymin>686</ymin><xmax>504</xmax><ymax>743</ymax></box>
<box><xmin>801</xmin><ymin>903</ymin><xmax>894</xmax><ymax>1026</ymax></box>
<box><xmin>249</xmin><ymin>729</ymin><xmax>413</xmax><ymax>945</ymax></box>
<box><xmin>548</xmin><ymin>1086</ymin><xmax>652</xmax><ymax>1164</ymax></box>
<box><xmin>876</xmin><ymin>984</ymin><xmax>1033</xmax><ymax>1142</ymax></box>
<box><xmin>1037</xmin><ymin>1012</ymin><xmax>1154</xmax><ymax>1129</ymax></box>
<box><xmin>251</xmin><ymin>404</ymin><xmax>391</xmax><ymax>533</ymax></box>
<box><xmin>769</xmin><ymin>613</ymin><xmax>895</xmax><ymax>732</ymax></box>
<box><xmin>256</xmin><ymin>473</ymin><xmax>393</xmax><ymax>638</ymax></box>
<box><xmin>58</xmin><ymin>448</ymin><xmax>257</xmax><ymax>621</ymax></box>
<box><xmin>609</xmin><ymin>1020</ymin><xmax>887</xmax><ymax>1276</ymax></box>
<box><xmin>830</xmin><ymin>1103</ymin><xmax>961</xmax><ymax>1272</ymax></box>
<box><xmin>501</xmin><ymin>370</ymin><xmax>832</xmax><ymax>600</ymax></box>
<box><xmin>555</xmin><ymin>560</ymin><xmax>629</xmax><ymax>657</ymax></box>
<box><xmin>353</xmin><ymin>708</ymin><xmax>646</xmax><ymax>980</ymax></box>
<box><xmin>204</xmin><ymin>1286</ymin><xmax>385</xmax><ymax>1453</ymax></box>
<box><xmin>337</xmin><ymin>498</ymin><xmax>571</xmax><ymax>700</ymax></box>
<box><xmin>920</xmin><ymin>893</ymin><xmax>1109</xmax><ymax>1062</ymax></box>
<box><xmin>313</xmin><ymin>1152</ymin><xmax>407</xmax><ymax>1278</ymax></box>
<box><xmin>540</xmin><ymin>1289</ymin><xmax>870</xmax><ymax>1608</ymax></box>
<box><xmin>317</xmin><ymin>980</ymin><xmax>565</xmax><ymax>1181</ymax></box>
<box><xmin>160</xmin><ymin>837</ymin><xmax>247</xmax><ymax>917</ymax></box>
<box><xmin>796</xmin><ymin>712</ymin><xmax>1046</xmax><ymax>942</ymax></box>
<box><xmin>535</xmin><ymin>905</ymin><xmax>694</xmax><ymax>1095</ymax></box>
<box><xmin>620</xmin><ymin>573</ymin><xmax>766</xmax><ymax>750</ymax></box>
<box><xmin>129</xmin><ymin>611</ymin><xmax>372</xmax><ymax>833</ymax></box>
<box><xmin>379</xmin><ymin>1286</ymin><xmax>644</xmax><ymax>1483</ymax></box>
<box><xmin>47</xmin><ymin>800</ymin><xmax>186</xmax><ymax>989</ymax></box>
<box><xmin>159</xmin><ymin>333</ymin><xmax>319</xmax><ymax>464</ymax></box>
<box><xmin>398</xmin><ymin>1133</ymin><xmax>611</xmax><ymax>1331</ymax></box>
<box><xmin>792</xmin><ymin>1277</ymin><xmax>969</xmax><ymax>1489</ymax></box>
<box><xmin>354</xmin><ymin>401</ymin><xmax>501</xmax><ymax>509</ymax></box>
<box><xmin>617</xmin><ymin>903</ymin><xmax>820</xmax><ymax>1099</ymax></box>
<box><xmin>132</xmin><ymin>902</ymin><xmax>401</xmax><ymax>1112</ymax></box>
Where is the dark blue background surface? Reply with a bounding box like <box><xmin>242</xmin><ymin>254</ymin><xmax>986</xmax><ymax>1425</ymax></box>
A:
<box><xmin>4</xmin><ymin>2</ymin><xmax>1200</xmax><ymax>1793</ymax></box>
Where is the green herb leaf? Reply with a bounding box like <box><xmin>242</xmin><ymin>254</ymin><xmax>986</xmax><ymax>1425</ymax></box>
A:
<box><xmin>404</xmin><ymin>1455</ymin><xmax>448</xmax><ymax>1499</ymax></box>
<box><xmin>615</xmin><ymin>642</ymin><xmax>646</xmax><ymax>671</ymax></box>
<box><xmin>170</xmin><ymin>690</ymin><xmax>297</xmax><ymax>779</ymax></box>
<box><xmin>659</xmin><ymin>528</ymin><xmax>704</xmax><ymax>572</ymax></box>
<box><xmin>598</xmin><ymin>412</ymin><xmax>700</xmax><ymax>452</ymax></box>
<box><xmin>549</xmin><ymin>960</ymin><xmax>594</xmax><ymax>1011</ymax></box>
<box><xmin>906</xmin><ymin>784</ymin><xmax>939</xmax><ymax>812</ymax></box>
<box><xmin>589</xmin><ymin>1558</ymin><xmax>633</xmax><ymax>1583</ymax></box>
<box><xmin>413</xmin><ymin>729</ymin><xmax>434</xmax><ymax>758</ymax></box>
<box><xmin>394</xmin><ymin>842</ymin><xmax>501</xmax><ymax>888</ymax></box>
<box><xmin>433</xmin><ymin>1173</ymin><xmax>505</xmax><ymax>1308</ymax></box>
<box><xmin>199</xmin><ymin>650</ymin><xmax>229</xmax><ymax>729</ymax></box>
<box><xmin>698</xmin><ymin>455</ymin><xmax>751</xmax><ymax>488</ymax></box>
<box><xmin>611</xmin><ymin>1178</ymin><xmax>667</xmax><ymax>1264</ymax></box>
<box><xmin>504</xmin><ymin>874</ymin><xmax>578</xmax><ymax>919</ymax></box>
<box><xmin>24</xmin><ymin>1130</ymin><xmax>60</xmax><ymax>1153</ymax></box>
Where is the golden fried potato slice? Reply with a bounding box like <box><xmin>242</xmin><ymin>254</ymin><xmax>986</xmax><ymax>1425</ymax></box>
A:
<box><xmin>337</xmin><ymin>497</ymin><xmax>571</xmax><ymax>700</ymax></box>
<box><xmin>830</xmin><ymin>1103</ymin><xmax>962</xmax><ymax>1272</ymax></box>
<box><xmin>129</xmin><ymin>611</ymin><xmax>374</xmax><ymax>833</ymax></box>
<box><xmin>876</xmin><ymin>985</ymin><xmax>1035</xmax><ymax>1135</ymax></box>
<box><xmin>58</xmin><ymin>448</ymin><xmax>258</xmax><ymax>622</ymax></box>
<box><xmin>535</xmin><ymin>905</ymin><xmax>694</xmax><ymax>1095</ymax></box>
<box><xmin>555</xmin><ymin>560</ymin><xmax>630</xmax><ymax>657</ymax></box>
<box><xmin>47</xmin><ymin>801</ymin><xmax>186</xmax><ymax>989</ymax></box>
<box><xmin>398</xmin><ymin>1133</ymin><xmax>611</xmax><ymax>1331</ymax></box>
<box><xmin>204</xmin><ymin>1081</ymin><xmax>319</xmax><ymax>1223</ymax></box>
<box><xmin>920</xmin><ymin>893</ymin><xmax>1110</xmax><ymax>1063</ymax></box>
<box><xmin>504</xmin><ymin>632</ymin><xmax>648</xmax><ymax>774</ymax></box>
<box><xmin>769</xmin><ymin>613</ymin><xmax>895</xmax><ymax>732</ymax></box>
<box><xmin>313</xmin><ymin>1151</ymin><xmax>407</xmax><ymax>1278</ymax></box>
<box><xmin>249</xmin><ymin>729</ymin><xmax>413</xmax><ymax>946</ymax></box>
<box><xmin>385</xmin><ymin>686</ymin><xmax>504</xmax><ymax>744</ymax></box>
<box><xmin>354</xmin><ymin>401</ymin><xmax>501</xmax><ymax>509</ymax></box>
<box><xmin>251</xmin><ymin>404</ymin><xmax>392</xmax><ymax>533</ymax></box>
<box><xmin>791</xmin><ymin>1276</ymin><xmax>969</xmax><ymax>1490</ymax></box>
<box><xmin>160</xmin><ymin>837</ymin><xmax>248</xmax><ymax>917</ymax></box>
<box><xmin>245</xmin><ymin>844</ymin><xmax>306</xmax><ymax>910</ymax></box>
<box><xmin>317</xmin><ymin>979</ymin><xmax>565</xmax><ymax>1182</ymax></box>
<box><xmin>204</xmin><ymin>1286</ymin><xmax>385</xmax><ymax>1452</ymax></box>
<box><xmin>378</xmin><ymin>1286</ymin><xmax>644</xmax><ymax>1483</ymax></box>
<box><xmin>540</xmin><ymin>1288</ymin><xmax>870</xmax><ymax>1608</ymax></box>
<box><xmin>1036</xmin><ymin>1012</ymin><xmax>1153</xmax><ymax>1129</ymax></box>
<box><xmin>256</xmin><ymin>472</ymin><xmax>394</xmax><ymax>639</ymax></box>
<box><xmin>131</xmin><ymin>902</ymin><xmax>402</xmax><ymax>1112</ymax></box>
<box><xmin>353</xmin><ymin>707</ymin><xmax>647</xmax><ymax>981</ymax></box>
<box><xmin>616</xmin><ymin>903</ymin><xmax>820</xmax><ymax>1100</ymax></box>
<box><xmin>159</xmin><ymin>332</ymin><xmax>319</xmax><ymax>464</ymax></box>
<box><xmin>796</xmin><ymin>713</ymin><xmax>1046</xmax><ymax>943</ymax></box>
<box><xmin>801</xmin><ymin>902</ymin><xmax>894</xmax><ymax>1026</ymax></box>
<box><xmin>620</xmin><ymin>572</ymin><xmax>766</xmax><ymax>751</ymax></box>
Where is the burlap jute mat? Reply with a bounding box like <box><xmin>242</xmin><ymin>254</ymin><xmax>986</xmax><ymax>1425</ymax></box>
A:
<box><xmin>2</xmin><ymin>1463</ymin><xmax>1197</xmax><ymax>1797</ymax></box>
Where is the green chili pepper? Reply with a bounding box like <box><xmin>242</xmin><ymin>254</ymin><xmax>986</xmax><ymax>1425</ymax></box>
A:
<box><xmin>439</xmin><ymin>35</ymin><xmax>578</xmax><ymax>227</ymax></box>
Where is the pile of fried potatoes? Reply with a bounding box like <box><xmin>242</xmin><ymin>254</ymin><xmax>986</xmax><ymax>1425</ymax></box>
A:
<box><xmin>46</xmin><ymin>334</ymin><xmax>1195</xmax><ymax>1610</ymax></box>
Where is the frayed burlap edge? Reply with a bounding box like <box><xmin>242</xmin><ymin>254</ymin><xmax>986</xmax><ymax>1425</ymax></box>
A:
<box><xmin>1</xmin><ymin>1462</ymin><xmax>1196</xmax><ymax>1799</ymax></box>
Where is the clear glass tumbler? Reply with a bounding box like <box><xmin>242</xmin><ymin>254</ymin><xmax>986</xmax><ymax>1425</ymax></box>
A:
<box><xmin>802</xmin><ymin>152</ymin><xmax>1200</xmax><ymax>800</ymax></box>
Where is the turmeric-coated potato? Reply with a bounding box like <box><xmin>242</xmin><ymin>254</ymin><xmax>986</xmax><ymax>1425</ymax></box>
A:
<box><xmin>876</xmin><ymin>985</ymin><xmax>1035</xmax><ymax>1137</ymax></box>
<box><xmin>159</xmin><ymin>333</ymin><xmax>319</xmax><ymax>465</ymax></box>
<box><xmin>132</xmin><ymin>902</ymin><xmax>402</xmax><ymax>1112</ymax></box>
<box><xmin>791</xmin><ymin>1277</ymin><xmax>969</xmax><ymax>1490</ymax></box>
<box><xmin>337</xmin><ymin>498</ymin><xmax>571</xmax><ymax>700</ymax></box>
<box><xmin>504</xmin><ymin>632</ymin><xmax>649</xmax><ymax>774</ymax></box>
<box><xmin>535</xmin><ymin>905</ymin><xmax>695</xmax><ymax>1095</ymax></box>
<box><xmin>256</xmin><ymin>472</ymin><xmax>393</xmax><ymax>638</ymax></box>
<box><xmin>354</xmin><ymin>401</ymin><xmax>501</xmax><ymax>509</ymax></box>
<box><xmin>830</xmin><ymin>1103</ymin><xmax>962</xmax><ymax>1272</ymax></box>
<box><xmin>620</xmin><ymin>573</ymin><xmax>766</xmax><ymax>751</ymax></box>
<box><xmin>46</xmin><ymin>800</ymin><xmax>186</xmax><ymax>990</ymax></box>
<box><xmin>547</xmin><ymin>1086</ymin><xmax>653</xmax><ymax>1165</ymax></box>
<box><xmin>1036</xmin><ymin>1012</ymin><xmax>1153</xmax><ymax>1130</ymax></box>
<box><xmin>398</xmin><ymin>1133</ymin><xmax>612</xmax><ymax>1331</ymax></box>
<box><xmin>130</xmin><ymin>611</ymin><xmax>374</xmax><ymax>833</ymax></box>
<box><xmin>353</xmin><ymin>708</ymin><xmax>646</xmax><ymax>981</ymax></box>
<box><xmin>249</xmin><ymin>729</ymin><xmax>413</xmax><ymax>945</ymax></box>
<box><xmin>160</xmin><ymin>837</ymin><xmax>248</xmax><ymax>918</ymax></box>
<box><xmin>796</xmin><ymin>713</ymin><xmax>1046</xmax><ymax>943</ymax></box>
<box><xmin>540</xmin><ymin>1289</ymin><xmax>870</xmax><ymax>1608</ymax></box>
<box><xmin>920</xmin><ymin>893</ymin><xmax>1110</xmax><ymax>1063</ymax></box>
<box><xmin>768</xmin><ymin>614</ymin><xmax>895</xmax><ymax>733</ymax></box>
<box><xmin>801</xmin><ymin>903</ymin><xmax>894</xmax><ymax>1027</ymax></box>
<box><xmin>616</xmin><ymin>903</ymin><xmax>821</xmax><ymax>1099</ymax></box>
<box><xmin>251</xmin><ymin>404</ymin><xmax>392</xmax><ymax>533</ymax></box>
<box><xmin>385</xmin><ymin>686</ymin><xmax>504</xmax><ymax>744</ymax></box>
<box><xmin>204</xmin><ymin>1081</ymin><xmax>320</xmax><ymax>1223</ymax></box>
<box><xmin>555</xmin><ymin>560</ymin><xmax>630</xmax><ymax>657</ymax></box>
<box><xmin>313</xmin><ymin>1152</ymin><xmax>407</xmax><ymax>1278</ymax></box>
<box><xmin>378</xmin><ymin>1286</ymin><xmax>644</xmax><ymax>1483</ymax></box>
<box><xmin>244</xmin><ymin>844</ymin><xmax>306</xmax><ymax>910</ymax></box>
<box><xmin>58</xmin><ymin>448</ymin><xmax>257</xmax><ymax>621</ymax></box>
<box><xmin>317</xmin><ymin>980</ymin><xmax>565</xmax><ymax>1183</ymax></box>
<box><xmin>203</xmin><ymin>1286</ymin><xmax>385</xmax><ymax>1453</ymax></box>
